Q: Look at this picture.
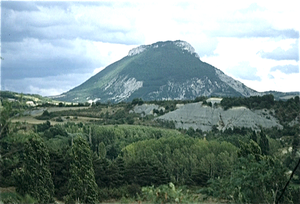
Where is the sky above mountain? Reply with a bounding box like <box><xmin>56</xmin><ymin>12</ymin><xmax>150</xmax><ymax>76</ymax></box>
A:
<box><xmin>1</xmin><ymin>0</ymin><xmax>299</xmax><ymax>96</ymax></box>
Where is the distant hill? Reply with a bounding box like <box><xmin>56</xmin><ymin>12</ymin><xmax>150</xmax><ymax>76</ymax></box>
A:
<box><xmin>54</xmin><ymin>40</ymin><xmax>262</xmax><ymax>103</ymax></box>
<box><xmin>0</xmin><ymin>90</ymin><xmax>61</xmax><ymax>105</ymax></box>
<box><xmin>262</xmin><ymin>91</ymin><xmax>299</xmax><ymax>100</ymax></box>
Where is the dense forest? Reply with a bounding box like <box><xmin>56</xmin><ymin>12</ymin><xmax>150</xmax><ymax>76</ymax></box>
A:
<box><xmin>0</xmin><ymin>93</ymin><xmax>299</xmax><ymax>203</ymax></box>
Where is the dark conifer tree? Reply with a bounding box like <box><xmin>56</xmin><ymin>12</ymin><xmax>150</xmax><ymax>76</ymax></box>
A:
<box><xmin>250</xmin><ymin>131</ymin><xmax>257</xmax><ymax>143</ymax></box>
<box><xmin>259</xmin><ymin>130</ymin><xmax>270</xmax><ymax>155</ymax></box>
<box><xmin>14</xmin><ymin>135</ymin><xmax>54</xmax><ymax>203</ymax></box>
<box><xmin>66</xmin><ymin>136</ymin><xmax>98</xmax><ymax>204</ymax></box>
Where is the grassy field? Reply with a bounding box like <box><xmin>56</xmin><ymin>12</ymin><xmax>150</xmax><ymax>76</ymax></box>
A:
<box><xmin>12</xmin><ymin>115</ymin><xmax>101</xmax><ymax>125</ymax></box>
<box><xmin>11</xmin><ymin>106</ymin><xmax>102</xmax><ymax>125</ymax></box>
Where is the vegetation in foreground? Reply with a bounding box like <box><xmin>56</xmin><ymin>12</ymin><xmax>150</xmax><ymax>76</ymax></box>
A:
<box><xmin>0</xmin><ymin>93</ymin><xmax>299</xmax><ymax>203</ymax></box>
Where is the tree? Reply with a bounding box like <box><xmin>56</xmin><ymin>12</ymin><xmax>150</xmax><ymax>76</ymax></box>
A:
<box><xmin>98</xmin><ymin>141</ymin><xmax>107</xmax><ymax>159</ymax></box>
<box><xmin>209</xmin><ymin>142</ymin><xmax>292</xmax><ymax>203</ymax></box>
<box><xmin>66</xmin><ymin>136</ymin><xmax>98</xmax><ymax>204</ymax></box>
<box><xmin>13</xmin><ymin>135</ymin><xmax>54</xmax><ymax>203</ymax></box>
<box><xmin>259</xmin><ymin>130</ymin><xmax>270</xmax><ymax>155</ymax></box>
<box><xmin>238</xmin><ymin>139</ymin><xmax>262</xmax><ymax>161</ymax></box>
<box><xmin>0</xmin><ymin>100</ymin><xmax>13</xmax><ymax>138</ymax></box>
<box><xmin>250</xmin><ymin>131</ymin><xmax>257</xmax><ymax>143</ymax></box>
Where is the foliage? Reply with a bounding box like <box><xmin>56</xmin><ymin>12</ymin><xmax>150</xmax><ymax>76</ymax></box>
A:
<box><xmin>220</xmin><ymin>95</ymin><xmax>299</xmax><ymax>124</ymax></box>
<box><xmin>35</xmin><ymin>120</ymin><xmax>51</xmax><ymax>132</ymax></box>
<box><xmin>65</xmin><ymin>136</ymin><xmax>98</xmax><ymax>204</ymax></box>
<box><xmin>36</xmin><ymin>110</ymin><xmax>52</xmax><ymax>120</ymax></box>
<box><xmin>131</xmin><ymin>98</ymin><xmax>144</xmax><ymax>106</ymax></box>
<box><xmin>139</xmin><ymin>183</ymin><xmax>198</xmax><ymax>203</ymax></box>
<box><xmin>259</xmin><ymin>130</ymin><xmax>270</xmax><ymax>155</ymax></box>
<box><xmin>220</xmin><ymin>94</ymin><xmax>275</xmax><ymax>110</ymax></box>
<box><xmin>89</xmin><ymin>125</ymin><xmax>182</xmax><ymax>159</ymax></box>
<box><xmin>1</xmin><ymin>192</ymin><xmax>37</xmax><ymax>204</ymax></box>
<box><xmin>0</xmin><ymin>100</ymin><xmax>14</xmax><ymax>138</ymax></box>
<box><xmin>12</xmin><ymin>134</ymin><xmax>55</xmax><ymax>203</ymax></box>
<box><xmin>209</xmin><ymin>143</ymin><xmax>293</xmax><ymax>204</ymax></box>
<box><xmin>2</xmin><ymin>93</ymin><xmax>300</xmax><ymax>203</ymax></box>
<box><xmin>122</xmin><ymin>136</ymin><xmax>237</xmax><ymax>186</ymax></box>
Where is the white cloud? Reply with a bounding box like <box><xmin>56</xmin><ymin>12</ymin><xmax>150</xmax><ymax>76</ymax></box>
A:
<box><xmin>258</xmin><ymin>40</ymin><xmax>299</xmax><ymax>61</ymax></box>
<box><xmin>270</xmin><ymin>64</ymin><xmax>299</xmax><ymax>74</ymax></box>
<box><xmin>242</xmin><ymin>71</ymin><xmax>300</xmax><ymax>92</ymax></box>
<box><xmin>3</xmin><ymin>73</ymin><xmax>93</xmax><ymax>96</ymax></box>
<box><xmin>226</xmin><ymin>61</ymin><xmax>261</xmax><ymax>81</ymax></box>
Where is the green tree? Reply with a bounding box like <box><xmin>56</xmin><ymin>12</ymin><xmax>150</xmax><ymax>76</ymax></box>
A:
<box><xmin>0</xmin><ymin>100</ymin><xmax>13</xmax><ymax>138</ymax></box>
<box><xmin>238</xmin><ymin>139</ymin><xmax>262</xmax><ymax>161</ymax></box>
<box><xmin>259</xmin><ymin>130</ymin><xmax>270</xmax><ymax>155</ymax></box>
<box><xmin>66</xmin><ymin>136</ymin><xmax>98</xmax><ymax>204</ymax></box>
<box><xmin>250</xmin><ymin>131</ymin><xmax>257</xmax><ymax>143</ymax></box>
<box><xmin>98</xmin><ymin>141</ymin><xmax>107</xmax><ymax>159</ymax></box>
<box><xmin>13</xmin><ymin>135</ymin><xmax>54</xmax><ymax>203</ymax></box>
<box><xmin>209</xmin><ymin>144</ymin><xmax>292</xmax><ymax>203</ymax></box>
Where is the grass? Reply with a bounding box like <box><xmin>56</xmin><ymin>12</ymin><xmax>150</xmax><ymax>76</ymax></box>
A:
<box><xmin>12</xmin><ymin>115</ymin><xmax>102</xmax><ymax>125</ymax></box>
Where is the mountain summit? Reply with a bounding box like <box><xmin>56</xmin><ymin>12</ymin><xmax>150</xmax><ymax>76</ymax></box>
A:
<box><xmin>56</xmin><ymin>40</ymin><xmax>258</xmax><ymax>103</ymax></box>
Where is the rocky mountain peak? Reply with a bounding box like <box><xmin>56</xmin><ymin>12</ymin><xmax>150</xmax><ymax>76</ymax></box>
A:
<box><xmin>128</xmin><ymin>40</ymin><xmax>200</xmax><ymax>58</ymax></box>
<box><xmin>173</xmin><ymin>40</ymin><xmax>200</xmax><ymax>59</ymax></box>
<box><xmin>128</xmin><ymin>45</ymin><xmax>148</xmax><ymax>56</ymax></box>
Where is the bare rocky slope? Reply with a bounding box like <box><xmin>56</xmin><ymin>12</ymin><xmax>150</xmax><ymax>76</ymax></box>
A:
<box><xmin>132</xmin><ymin>102</ymin><xmax>282</xmax><ymax>132</ymax></box>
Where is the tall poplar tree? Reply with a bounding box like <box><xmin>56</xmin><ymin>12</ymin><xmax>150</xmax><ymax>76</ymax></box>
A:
<box><xmin>259</xmin><ymin>130</ymin><xmax>270</xmax><ymax>155</ymax></box>
<box><xmin>14</xmin><ymin>135</ymin><xmax>54</xmax><ymax>203</ymax></box>
<box><xmin>66</xmin><ymin>136</ymin><xmax>98</xmax><ymax>204</ymax></box>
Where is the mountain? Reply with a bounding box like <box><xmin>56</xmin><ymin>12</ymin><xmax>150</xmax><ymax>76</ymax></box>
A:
<box><xmin>54</xmin><ymin>40</ymin><xmax>260</xmax><ymax>103</ymax></box>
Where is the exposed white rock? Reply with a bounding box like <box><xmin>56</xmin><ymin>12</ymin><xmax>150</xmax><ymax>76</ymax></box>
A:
<box><xmin>26</xmin><ymin>101</ymin><xmax>35</xmax><ymax>106</ymax></box>
<box><xmin>157</xmin><ymin>102</ymin><xmax>282</xmax><ymax>131</ymax></box>
<box><xmin>87</xmin><ymin>98</ymin><xmax>101</xmax><ymax>104</ymax></box>
<box><xmin>128</xmin><ymin>45</ymin><xmax>148</xmax><ymax>56</ymax></box>
<box><xmin>174</xmin><ymin>41</ymin><xmax>200</xmax><ymax>59</ymax></box>
<box><xmin>148</xmin><ymin>78</ymin><xmax>215</xmax><ymax>100</ymax></box>
<box><xmin>107</xmin><ymin>76</ymin><xmax>143</xmax><ymax>102</ymax></box>
<box><xmin>128</xmin><ymin>40</ymin><xmax>201</xmax><ymax>58</ymax></box>
<box><xmin>104</xmin><ymin>76</ymin><xmax>118</xmax><ymax>90</ymax></box>
<box><xmin>132</xmin><ymin>104</ymin><xmax>164</xmax><ymax>116</ymax></box>
<box><xmin>206</xmin><ymin>98</ymin><xmax>222</xmax><ymax>105</ymax></box>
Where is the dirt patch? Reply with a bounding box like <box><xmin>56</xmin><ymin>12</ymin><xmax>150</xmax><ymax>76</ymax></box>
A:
<box><xmin>0</xmin><ymin>187</ymin><xmax>16</xmax><ymax>193</ymax></box>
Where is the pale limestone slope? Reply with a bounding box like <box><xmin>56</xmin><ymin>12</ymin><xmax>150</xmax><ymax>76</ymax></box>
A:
<box><xmin>157</xmin><ymin>102</ymin><xmax>282</xmax><ymax>131</ymax></box>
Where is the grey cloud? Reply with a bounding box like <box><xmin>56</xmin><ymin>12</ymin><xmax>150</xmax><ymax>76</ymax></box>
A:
<box><xmin>245</xmin><ymin>28</ymin><xmax>298</xmax><ymax>39</ymax></box>
<box><xmin>1</xmin><ymin>2</ymin><xmax>143</xmax><ymax>45</ymax></box>
<box><xmin>36</xmin><ymin>1</ymin><xmax>115</xmax><ymax>9</ymax></box>
<box><xmin>259</xmin><ymin>41</ymin><xmax>299</xmax><ymax>61</ymax></box>
<box><xmin>1</xmin><ymin>1</ymin><xmax>40</xmax><ymax>11</ymax></box>
<box><xmin>2</xmin><ymin>73</ymin><xmax>93</xmax><ymax>96</ymax></box>
<box><xmin>1</xmin><ymin>38</ymin><xmax>105</xmax><ymax>82</ymax></box>
<box><xmin>270</xmin><ymin>65</ymin><xmax>299</xmax><ymax>74</ymax></box>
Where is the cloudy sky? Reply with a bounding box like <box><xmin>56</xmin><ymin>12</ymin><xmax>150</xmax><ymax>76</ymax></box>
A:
<box><xmin>1</xmin><ymin>0</ymin><xmax>299</xmax><ymax>96</ymax></box>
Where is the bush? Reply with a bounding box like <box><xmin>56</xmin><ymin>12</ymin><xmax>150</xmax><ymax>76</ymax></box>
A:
<box><xmin>139</xmin><ymin>183</ymin><xmax>193</xmax><ymax>203</ymax></box>
<box><xmin>55</xmin><ymin>117</ymin><xmax>63</xmax><ymax>122</ymax></box>
<box><xmin>36</xmin><ymin>110</ymin><xmax>52</xmax><ymax>120</ymax></box>
<box><xmin>127</xmin><ymin>184</ymin><xmax>142</xmax><ymax>198</ymax></box>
